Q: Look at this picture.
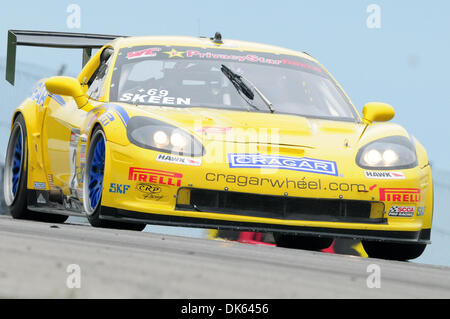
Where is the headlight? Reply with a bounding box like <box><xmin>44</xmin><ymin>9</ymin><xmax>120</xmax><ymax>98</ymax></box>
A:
<box><xmin>126</xmin><ymin>116</ymin><xmax>204</xmax><ymax>156</ymax></box>
<box><xmin>356</xmin><ymin>136</ymin><xmax>417</xmax><ymax>169</ymax></box>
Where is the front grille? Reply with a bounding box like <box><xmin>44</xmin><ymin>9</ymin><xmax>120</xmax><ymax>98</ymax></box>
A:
<box><xmin>176</xmin><ymin>188</ymin><xmax>385</xmax><ymax>224</ymax></box>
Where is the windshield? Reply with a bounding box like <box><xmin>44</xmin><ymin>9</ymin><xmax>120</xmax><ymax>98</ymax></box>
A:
<box><xmin>110</xmin><ymin>46</ymin><xmax>358</xmax><ymax>121</ymax></box>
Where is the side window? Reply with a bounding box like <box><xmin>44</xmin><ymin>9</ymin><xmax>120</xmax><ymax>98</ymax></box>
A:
<box><xmin>86</xmin><ymin>48</ymin><xmax>114</xmax><ymax>100</ymax></box>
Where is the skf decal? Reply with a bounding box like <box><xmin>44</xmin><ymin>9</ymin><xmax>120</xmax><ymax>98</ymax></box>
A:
<box><xmin>128</xmin><ymin>167</ymin><xmax>182</xmax><ymax>186</ymax></box>
<box><xmin>109</xmin><ymin>183</ymin><xmax>130</xmax><ymax>194</ymax></box>
<box><xmin>364</xmin><ymin>171</ymin><xmax>405</xmax><ymax>179</ymax></box>
<box><xmin>388</xmin><ymin>206</ymin><xmax>415</xmax><ymax>217</ymax></box>
<box><xmin>379</xmin><ymin>188</ymin><xmax>421</xmax><ymax>202</ymax></box>
<box><xmin>156</xmin><ymin>154</ymin><xmax>201</xmax><ymax>166</ymax></box>
<box><xmin>228</xmin><ymin>154</ymin><xmax>338</xmax><ymax>176</ymax></box>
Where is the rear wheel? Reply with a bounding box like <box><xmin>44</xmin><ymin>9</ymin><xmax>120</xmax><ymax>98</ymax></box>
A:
<box><xmin>362</xmin><ymin>240</ymin><xmax>426</xmax><ymax>261</ymax></box>
<box><xmin>83</xmin><ymin>126</ymin><xmax>146</xmax><ymax>231</ymax></box>
<box><xmin>274</xmin><ymin>233</ymin><xmax>333</xmax><ymax>251</ymax></box>
<box><xmin>4</xmin><ymin>114</ymin><xmax>67</xmax><ymax>223</ymax></box>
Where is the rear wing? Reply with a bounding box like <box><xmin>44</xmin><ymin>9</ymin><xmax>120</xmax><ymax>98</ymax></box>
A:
<box><xmin>6</xmin><ymin>30</ymin><xmax>125</xmax><ymax>85</ymax></box>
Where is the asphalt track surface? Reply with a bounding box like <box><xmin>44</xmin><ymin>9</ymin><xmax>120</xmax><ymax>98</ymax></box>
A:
<box><xmin>0</xmin><ymin>215</ymin><xmax>450</xmax><ymax>298</ymax></box>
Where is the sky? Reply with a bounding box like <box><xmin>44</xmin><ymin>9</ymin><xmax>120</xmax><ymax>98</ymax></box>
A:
<box><xmin>1</xmin><ymin>0</ymin><xmax>448</xmax><ymax>168</ymax></box>
<box><xmin>0</xmin><ymin>0</ymin><xmax>449</xmax><ymax>266</ymax></box>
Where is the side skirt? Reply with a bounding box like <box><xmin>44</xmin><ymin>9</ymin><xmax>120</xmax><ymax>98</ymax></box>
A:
<box><xmin>27</xmin><ymin>189</ymin><xmax>85</xmax><ymax>217</ymax></box>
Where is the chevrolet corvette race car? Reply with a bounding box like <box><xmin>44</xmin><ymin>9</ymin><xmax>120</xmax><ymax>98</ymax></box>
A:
<box><xmin>3</xmin><ymin>30</ymin><xmax>433</xmax><ymax>260</ymax></box>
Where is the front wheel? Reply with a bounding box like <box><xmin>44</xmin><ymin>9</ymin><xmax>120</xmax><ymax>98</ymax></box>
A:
<box><xmin>362</xmin><ymin>240</ymin><xmax>426</xmax><ymax>261</ymax></box>
<box><xmin>83</xmin><ymin>126</ymin><xmax>146</xmax><ymax>231</ymax></box>
<box><xmin>274</xmin><ymin>233</ymin><xmax>333</xmax><ymax>251</ymax></box>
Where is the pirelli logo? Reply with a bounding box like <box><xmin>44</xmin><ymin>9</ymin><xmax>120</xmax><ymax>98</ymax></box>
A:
<box><xmin>379</xmin><ymin>188</ymin><xmax>421</xmax><ymax>203</ymax></box>
<box><xmin>128</xmin><ymin>167</ymin><xmax>183</xmax><ymax>187</ymax></box>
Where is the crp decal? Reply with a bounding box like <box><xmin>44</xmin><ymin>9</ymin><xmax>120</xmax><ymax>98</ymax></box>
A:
<box><xmin>228</xmin><ymin>154</ymin><xmax>338</xmax><ymax>176</ymax></box>
<box><xmin>128</xmin><ymin>167</ymin><xmax>182</xmax><ymax>187</ymax></box>
<box><xmin>136</xmin><ymin>183</ymin><xmax>164</xmax><ymax>200</ymax></box>
<box><xmin>379</xmin><ymin>188</ymin><xmax>421</xmax><ymax>202</ymax></box>
<box><xmin>136</xmin><ymin>183</ymin><xmax>161</xmax><ymax>194</ymax></box>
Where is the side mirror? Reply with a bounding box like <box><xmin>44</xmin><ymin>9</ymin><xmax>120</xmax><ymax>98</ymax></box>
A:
<box><xmin>362</xmin><ymin>102</ymin><xmax>395</xmax><ymax>124</ymax></box>
<box><xmin>45</xmin><ymin>76</ymin><xmax>88</xmax><ymax>108</ymax></box>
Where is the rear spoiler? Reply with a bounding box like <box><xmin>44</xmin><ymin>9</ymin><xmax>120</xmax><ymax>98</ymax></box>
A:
<box><xmin>6</xmin><ymin>30</ymin><xmax>125</xmax><ymax>85</ymax></box>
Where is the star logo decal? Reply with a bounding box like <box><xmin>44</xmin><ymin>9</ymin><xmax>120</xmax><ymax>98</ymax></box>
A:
<box><xmin>163</xmin><ymin>48</ymin><xmax>185</xmax><ymax>58</ymax></box>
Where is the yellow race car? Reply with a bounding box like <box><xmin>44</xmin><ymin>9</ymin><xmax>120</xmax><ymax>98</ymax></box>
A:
<box><xmin>3</xmin><ymin>30</ymin><xmax>433</xmax><ymax>260</ymax></box>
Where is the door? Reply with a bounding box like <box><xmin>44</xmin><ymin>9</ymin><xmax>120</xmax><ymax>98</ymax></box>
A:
<box><xmin>40</xmin><ymin>48</ymin><xmax>114</xmax><ymax>213</ymax></box>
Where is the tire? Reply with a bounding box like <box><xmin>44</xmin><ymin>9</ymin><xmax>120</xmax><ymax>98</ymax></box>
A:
<box><xmin>362</xmin><ymin>240</ymin><xmax>426</xmax><ymax>261</ymax></box>
<box><xmin>83</xmin><ymin>126</ymin><xmax>146</xmax><ymax>231</ymax></box>
<box><xmin>274</xmin><ymin>233</ymin><xmax>333</xmax><ymax>251</ymax></box>
<box><xmin>4</xmin><ymin>114</ymin><xmax>68</xmax><ymax>223</ymax></box>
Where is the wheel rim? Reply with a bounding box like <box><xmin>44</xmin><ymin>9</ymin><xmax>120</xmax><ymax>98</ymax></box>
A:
<box><xmin>4</xmin><ymin>123</ymin><xmax>24</xmax><ymax>206</ymax></box>
<box><xmin>11</xmin><ymin>129</ymin><xmax>23</xmax><ymax>196</ymax></box>
<box><xmin>84</xmin><ymin>130</ymin><xmax>106</xmax><ymax>214</ymax></box>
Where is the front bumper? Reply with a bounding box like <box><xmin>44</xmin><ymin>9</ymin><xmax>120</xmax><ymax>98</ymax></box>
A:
<box><xmin>99</xmin><ymin>205</ymin><xmax>431</xmax><ymax>244</ymax></box>
<box><xmin>101</xmin><ymin>141</ymin><xmax>433</xmax><ymax>244</ymax></box>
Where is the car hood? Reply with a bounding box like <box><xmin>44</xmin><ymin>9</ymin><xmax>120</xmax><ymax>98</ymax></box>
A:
<box><xmin>124</xmin><ymin>105</ymin><xmax>409</xmax><ymax>151</ymax></box>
